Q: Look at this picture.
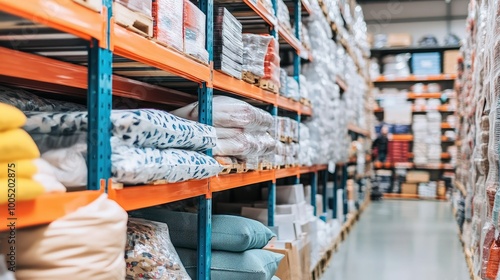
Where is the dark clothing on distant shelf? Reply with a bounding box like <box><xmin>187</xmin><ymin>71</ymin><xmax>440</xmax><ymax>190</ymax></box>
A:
<box><xmin>372</xmin><ymin>135</ymin><xmax>389</xmax><ymax>162</ymax></box>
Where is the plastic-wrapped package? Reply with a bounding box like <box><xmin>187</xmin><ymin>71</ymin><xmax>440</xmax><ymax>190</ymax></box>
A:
<box><xmin>42</xmin><ymin>144</ymin><xmax>88</xmax><ymax>188</ymax></box>
<box><xmin>0</xmin><ymin>85</ymin><xmax>85</xmax><ymax>112</ymax></box>
<box><xmin>153</xmin><ymin>0</ymin><xmax>183</xmax><ymax>51</ymax></box>
<box><xmin>0</xmin><ymin>194</ymin><xmax>127</xmax><ymax>280</ymax></box>
<box><xmin>112</xmin><ymin>141</ymin><xmax>223</xmax><ymax>184</ymax></box>
<box><xmin>382</xmin><ymin>54</ymin><xmax>411</xmax><ymax>77</ymax></box>
<box><xmin>279</xmin><ymin>69</ymin><xmax>288</xmax><ymax>97</ymax></box>
<box><xmin>171</xmin><ymin>96</ymin><xmax>274</xmax><ymax>131</ymax></box>
<box><xmin>263</xmin><ymin>38</ymin><xmax>281</xmax><ymax>86</ymax></box>
<box><xmin>277</xmin><ymin>0</ymin><xmax>292</xmax><ymax>32</ymax></box>
<box><xmin>243</xmin><ymin>34</ymin><xmax>280</xmax><ymax>86</ymax></box>
<box><xmin>126</xmin><ymin>218</ymin><xmax>191</xmax><ymax>280</ymax></box>
<box><xmin>213</xmin><ymin>132</ymin><xmax>276</xmax><ymax>158</ymax></box>
<box><xmin>486</xmin><ymin>239</ymin><xmax>500</xmax><ymax>279</ymax></box>
<box><xmin>183</xmin><ymin>0</ymin><xmax>209</xmax><ymax>63</ymax></box>
<box><xmin>214</xmin><ymin>7</ymin><xmax>243</xmax><ymax>79</ymax></box>
<box><xmin>116</xmin><ymin>0</ymin><xmax>152</xmax><ymax>16</ymax></box>
<box><xmin>299</xmin><ymin>75</ymin><xmax>309</xmax><ymax>100</ymax></box>
<box><xmin>287</xmin><ymin>76</ymin><xmax>300</xmax><ymax>101</ymax></box>
<box><xmin>24</xmin><ymin>109</ymin><xmax>217</xmax><ymax>153</ymax></box>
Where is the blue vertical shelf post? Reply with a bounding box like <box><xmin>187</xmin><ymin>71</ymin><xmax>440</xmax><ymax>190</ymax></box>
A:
<box><xmin>293</xmin><ymin>0</ymin><xmax>301</xmax><ymax>84</ymax></box>
<box><xmin>87</xmin><ymin>0</ymin><xmax>113</xmax><ymax>191</ymax></box>
<box><xmin>311</xmin><ymin>171</ymin><xmax>318</xmax><ymax>216</ymax></box>
<box><xmin>198</xmin><ymin>0</ymin><xmax>213</xmax><ymax>279</ymax></box>
<box><xmin>341</xmin><ymin>164</ymin><xmax>348</xmax><ymax>222</ymax></box>
<box><xmin>332</xmin><ymin>167</ymin><xmax>338</xmax><ymax>220</ymax></box>
<box><xmin>321</xmin><ymin>170</ymin><xmax>328</xmax><ymax>220</ymax></box>
<box><xmin>267</xmin><ymin>0</ymin><xmax>279</xmax><ymax>228</ymax></box>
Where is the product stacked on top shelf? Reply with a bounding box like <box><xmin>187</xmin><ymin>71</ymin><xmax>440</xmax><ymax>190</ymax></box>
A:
<box><xmin>214</xmin><ymin>7</ymin><xmax>243</xmax><ymax>79</ymax></box>
<box><xmin>453</xmin><ymin>0</ymin><xmax>500</xmax><ymax>277</ymax></box>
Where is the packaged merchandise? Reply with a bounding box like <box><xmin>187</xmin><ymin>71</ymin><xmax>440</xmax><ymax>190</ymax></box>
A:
<box><xmin>153</xmin><ymin>0</ymin><xmax>183</xmax><ymax>51</ymax></box>
<box><xmin>115</xmin><ymin>0</ymin><xmax>152</xmax><ymax>16</ymax></box>
<box><xmin>382</xmin><ymin>54</ymin><xmax>411</xmax><ymax>77</ymax></box>
<box><xmin>214</xmin><ymin>7</ymin><xmax>243</xmax><ymax>79</ymax></box>
<box><xmin>183</xmin><ymin>0</ymin><xmax>209</xmax><ymax>63</ymax></box>
<box><xmin>0</xmin><ymin>194</ymin><xmax>127</xmax><ymax>280</ymax></box>
<box><xmin>126</xmin><ymin>218</ymin><xmax>191</xmax><ymax>280</ymax></box>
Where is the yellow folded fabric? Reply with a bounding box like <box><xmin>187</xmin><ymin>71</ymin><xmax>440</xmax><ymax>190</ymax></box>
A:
<box><xmin>0</xmin><ymin>160</ymin><xmax>38</xmax><ymax>178</ymax></box>
<box><xmin>0</xmin><ymin>177</ymin><xmax>45</xmax><ymax>204</ymax></box>
<box><xmin>0</xmin><ymin>103</ymin><xmax>26</xmax><ymax>131</ymax></box>
<box><xmin>0</xmin><ymin>129</ymin><xmax>40</xmax><ymax>162</ymax></box>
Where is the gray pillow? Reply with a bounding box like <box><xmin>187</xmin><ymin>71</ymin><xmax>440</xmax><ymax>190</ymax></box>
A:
<box><xmin>130</xmin><ymin>208</ymin><xmax>275</xmax><ymax>252</ymax></box>
<box><xmin>176</xmin><ymin>248</ymin><xmax>284</xmax><ymax>280</ymax></box>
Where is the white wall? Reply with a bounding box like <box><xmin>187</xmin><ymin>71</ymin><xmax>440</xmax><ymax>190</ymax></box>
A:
<box><xmin>361</xmin><ymin>0</ymin><xmax>468</xmax><ymax>44</ymax></box>
<box><xmin>367</xmin><ymin>20</ymin><xmax>466</xmax><ymax>45</ymax></box>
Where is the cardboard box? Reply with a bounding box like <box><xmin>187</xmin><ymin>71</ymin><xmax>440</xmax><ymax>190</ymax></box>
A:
<box><xmin>262</xmin><ymin>184</ymin><xmax>306</xmax><ymax>204</ymax></box>
<box><xmin>387</xmin><ymin>33</ymin><xmax>412</xmax><ymax>47</ymax></box>
<box><xmin>401</xmin><ymin>183</ymin><xmax>418</xmax><ymax>194</ymax></box>
<box><xmin>406</xmin><ymin>171</ymin><xmax>430</xmax><ymax>183</ymax></box>
<box><xmin>444</xmin><ymin>50</ymin><xmax>460</xmax><ymax>74</ymax></box>
<box><xmin>265</xmin><ymin>236</ymin><xmax>311</xmax><ymax>280</ymax></box>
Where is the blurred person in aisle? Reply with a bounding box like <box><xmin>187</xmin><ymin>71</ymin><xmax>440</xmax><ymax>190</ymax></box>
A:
<box><xmin>372</xmin><ymin>125</ymin><xmax>389</xmax><ymax>163</ymax></box>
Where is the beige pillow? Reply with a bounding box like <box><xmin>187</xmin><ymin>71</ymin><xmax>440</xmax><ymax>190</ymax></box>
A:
<box><xmin>1</xmin><ymin>194</ymin><xmax>127</xmax><ymax>280</ymax></box>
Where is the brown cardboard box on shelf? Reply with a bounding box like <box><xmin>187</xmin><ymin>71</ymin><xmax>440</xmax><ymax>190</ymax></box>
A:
<box><xmin>406</xmin><ymin>171</ymin><xmax>430</xmax><ymax>183</ymax></box>
<box><xmin>444</xmin><ymin>50</ymin><xmax>460</xmax><ymax>74</ymax></box>
<box><xmin>401</xmin><ymin>183</ymin><xmax>418</xmax><ymax>194</ymax></box>
<box><xmin>265</xmin><ymin>234</ymin><xmax>311</xmax><ymax>280</ymax></box>
<box><xmin>387</xmin><ymin>33</ymin><xmax>412</xmax><ymax>47</ymax></box>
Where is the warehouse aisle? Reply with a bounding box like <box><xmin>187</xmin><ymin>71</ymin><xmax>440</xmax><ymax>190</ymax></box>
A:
<box><xmin>321</xmin><ymin>200</ymin><xmax>469</xmax><ymax>280</ymax></box>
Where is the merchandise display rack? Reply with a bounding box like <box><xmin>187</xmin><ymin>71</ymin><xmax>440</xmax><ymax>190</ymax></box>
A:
<box><xmin>0</xmin><ymin>0</ymin><xmax>372</xmax><ymax>279</ymax></box>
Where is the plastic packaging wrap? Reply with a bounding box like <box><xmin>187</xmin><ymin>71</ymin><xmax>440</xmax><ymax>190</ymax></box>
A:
<box><xmin>112</xmin><ymin>141</ymin><xmax>223</xmax><ymax>184</ymax></box>
<box><xmin>213</xmin><ymin>131</ymin><xmax>276</xmax><ymax>158</ymax></box>
<box><xmin>116</xmin><ymin>0</ymin><xmax>152</xmax><ymax>16</ymax></box>
<box><xmin>171</xmin><ymin>96</ymin><xmax>274</xmax><ymax>131</ymax></box>
<box><xmin>126</xmin><ymin>218</ymin><xmax>191</xmax><ymax>280</ymax></box>
<box><xmin>382</xmin><ymin>54</ymin><xmax>411</xmax><ymax>77</ymax></box>
<box><xmin>214</xmin><ymin>7</ymin><xmax>243</xmax><ymax>79</ymax></box>
<box><xmin>24</xmin><ymin>109</ymin><xmax>216</xmax><ymax>153</ymax></box>
<box><xmin>279</xmin><ymin>69</ymin><xmax>288</xmax><ymax>96</ymax></box>
<box><xmin>153</xmin><ymin>0</ymin><xmax>183</xmax><ymax>51</ymax></box>
<box><xmin>277</xmin><ymin>0</ymin><xmax>292</xmax><ymax>32</ymax></box>
<box><xmin>0</xmin><ymin>85</ymin><xmax>85</xmax><ymax>112</ymax></box>
<box><xmin>183</xmin><ymin>0</ymin><xmax>209</xmax><ymax>63</ymax></box>
<box><xmin>287</xmin><ymin>76</ymin><xmax>300</xmax><ymax>101</ymax></box>
<box><xmin>243</xmin><ymin>34</ymin><xmax>280</xmax><ymax>86</ymax></box>
<box><xmin>300</xmin><ymin>74</ymin><xmax>310</xmax><ymax>100</ymax></box>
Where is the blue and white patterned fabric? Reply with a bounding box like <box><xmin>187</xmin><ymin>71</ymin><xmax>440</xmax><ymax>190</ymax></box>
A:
<box><xmin>112</xmin><ymin>141</ymin><xmax>223</xmax><ymax>184</ymax></box>
<box><xmin>24</xmin><ymin>109</ymin><xmax>217</xmax><ymax>152</ymax></box>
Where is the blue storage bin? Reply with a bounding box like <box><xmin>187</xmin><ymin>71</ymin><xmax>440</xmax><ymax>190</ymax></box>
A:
<box><xmin>412</xmin><ymin>52</ymin><xmax>441</xmax><ymax>75</ymax></box>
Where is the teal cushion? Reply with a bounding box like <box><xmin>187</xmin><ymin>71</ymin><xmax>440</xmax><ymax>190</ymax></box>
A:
<box><xmin>130</xmin><ymin>208</ymin><xmax>275</xmax><ymax>252</ymax></box>
<box><xmin>176</xmin><ymin>248</ymin><xmax>284</xmax><ymax>280</ymax></box>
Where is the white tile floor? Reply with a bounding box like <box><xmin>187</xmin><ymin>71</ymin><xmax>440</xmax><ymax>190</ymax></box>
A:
<box><xmin>321</xmin><ymin>200</ymin><xmax>469</xmax><ymax>280</ymax></box>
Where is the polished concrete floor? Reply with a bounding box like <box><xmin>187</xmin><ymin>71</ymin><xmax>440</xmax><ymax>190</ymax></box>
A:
<box><xmin>321</xmin><ymin>200</ymin><xmax>469</xmax><ymax>280</ymax></box>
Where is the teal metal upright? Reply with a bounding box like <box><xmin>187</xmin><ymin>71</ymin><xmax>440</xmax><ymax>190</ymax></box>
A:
<box><xmin>268</xmin><ymin>105</ymin><xmax>278</xmax><ymax>227</ymax></box>
<box><xmin>311</xmin><ymin>171</ymin><xmax>318</xmax><ymax>215</ymax></box>
<box><xmin>197</xmin><ymin>0</ymin><xmax>213</xmax><ymax>279</ymax></box>
<box><xmin>341</xmin><ymin>164</ymin><xmax>348</xmax><ymax>222</ymax></box>
<box><xmin>332</xmin><ymin>167</ymin><xmax>338</xmax><ymax>220</ymax></box>
<box><xmin>293</xmin><ymin>0</ymin><xmax>301</xmax><ymax>84</ymax></box>
<box><xmin>321</xmin><ymin>170</ymin><xmax>328</xmax><ymax>221</ymax></box>
<box><xmin>87</xmin><ymin>0</ymin><xmax>113</xmax><ymax>190</ymax></box>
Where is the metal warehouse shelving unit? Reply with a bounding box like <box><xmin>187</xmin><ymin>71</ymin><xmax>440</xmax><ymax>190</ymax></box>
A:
<box><xmin>0</xmin><ymin>0</ymin><xmax>372</xmax><ymax>279</ymax></box>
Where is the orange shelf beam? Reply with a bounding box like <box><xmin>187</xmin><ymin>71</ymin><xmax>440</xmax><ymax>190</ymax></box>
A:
<box><xmin>114</xmin><ymin>25</ymin><xmax>211</xmax><ymax>84</ymax></box>
<box><xmin>409</xmin><ymin>153</ymin><xmax>451</xmax><ymax>159</ymax></box>
<box><xmin>336</xmin><ymin>76</ymin><xmax>348</xmax><ymax>92</ymax></box>
<box><xmin>211</xmin><ymin>170</ymin><xmax>275</xmax><ymax>192</ymax></box>
<box><xmin>374</xmin><ymin>74</ymin><xmax>457</xmax><ymax>82</ymax></box>
<box><xmin>278</xmin><ymin>23</ymin><xmax>308</xmax><ymax>58</ymax></box>
<box><xmin>108</xmin><ymin>179</ymin><xmax>209</xmax><ymax>211</ymax></box>
<box><xmin>276</xmin><ymin>167</ymin><xmax>300</xmax><ymax>179</ymax></box>
<box><xmin>391</xmin><ymin>134</ymin><xmax>413</xmax><ymax>141</ymax></box>
<box><xmin>243</xmin><ymin>0</ymin><xmax>277</xmax><ymax>26</ymax></box>
<box><xmin>377</xmin><ymin>106</ymin><xmax>454</xmax><ymax>113</ymax></box>
<box><xmin>383</xmin><ymin>193</ymin><xmax>447</xmax><ymax>201</ymax></box>
<box><xmin>0</xmin><ymin>47</ymin><xmax>197</xmax><ymax>106</ymax></box>
<box><xmin>407</xmin><ymin>92</ymin><xmax>442</xmax><ymax>99</ymax></box>
<box><xmin>441</xmin><ymin>123</ymin><xmax>454</xmax><ymax>129</ymax></box>
<box><xmin>213</xmin><ymin>71</ymin><xmax>311</xmax><ymax>115</ymax></box>
<box><xmin>0</xmin><ymin>0</ymin><xmax>105</xmax><ymax>42</ymax></box>
<box><xmin>347</xmin><ymin>124</ymin><xmax>370</xmax><ymax>136</ymax></box>
<box><xmin>0</xmin><ymin>191</ymin><xmax>101</xmax><ymax>231</ymax></box>
<box><xmin>302</xmin><ymin>0</ymin><xmax>313</xmax><ymax>14</ymax></box>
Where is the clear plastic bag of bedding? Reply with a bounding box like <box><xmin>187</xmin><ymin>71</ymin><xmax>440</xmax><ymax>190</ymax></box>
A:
<box><xmin>24</xmin><ymin>109</ymin><xmax>217</xmax><ymax>152</ymax></box>
<box><xmin>287</xmin><ymin>77</ymin><xmax>300</xmax><ymax>101</ymax></box>
<box><xmin>112</xmin><ymin>140</ymin><xmax>223</xmax><ymax>185</ymax></box>
<box><xmin>171</xmin><ymin>96</ymin><xmax>274</xmax><ymax>131</ymax></box>
<box><xmin>213</xmin><ymin>131</ymin><xmax>276</xmax><ymax>158</ymax></box>
<box><xmin>126</xmin><ymin>218</ymin><xmax>191</xmax><ymax>280</ymax></box>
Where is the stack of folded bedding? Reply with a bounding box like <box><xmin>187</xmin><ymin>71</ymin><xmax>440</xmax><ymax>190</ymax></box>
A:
<box><xmin>171</xmin><ymin>96</ymin><xmax>277</xmax><ymax>171</ymax></box>
<box><xmin>0</xmin><ymin>103</ymin><xmax>66</xmax><ymax>202</ymax></box>
<box><xmin>130</xmin><ymin>208</ymin><xmax>283</xmax><ymax>280</ymax></box>
<box><xmin>23</xmin><ymin>109</ymin><xmax>222</xmax><ymax>187</ymax></box>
